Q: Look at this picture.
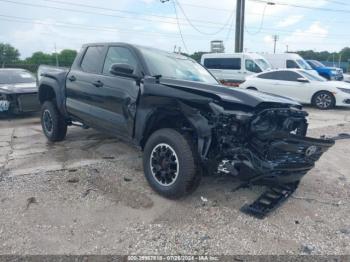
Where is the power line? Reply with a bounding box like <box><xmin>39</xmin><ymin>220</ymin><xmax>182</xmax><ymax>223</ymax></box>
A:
<box><xmin>244</xmin><ymin>3</ymin><xmax>268</xmax><ymax>35</ymax></box>
<box><xmin>250</xmin><ymin>0</ymin><xmax>350</xmax><ymax>14</ymax></box>
<box><xmin>171</xmin><ymin>0</ymin><xmax>189</xmax><ymax>53</ymax></box>
<box><xmin>171</xmin><ymin>1</ymin><xmax>234</xmax><ymax>12</ymax></box>
<box><xmin>0</xmin><ymin>0</ymin><xmax>232</xmax><ymax>27</ymax></box>
<box><xmin>4</xmin><ymin>0</ymin><xmax>350</xmax><ymax>31</ymax></box>
<box><xmin>174</xmin><ymin>0</ymin><xmax>236</xmax><ymax>35</ymax></box>
<box><xmin>1</xmin><ymin>12</ymin><xmax>350</xmax><ymax>41</ymax></box>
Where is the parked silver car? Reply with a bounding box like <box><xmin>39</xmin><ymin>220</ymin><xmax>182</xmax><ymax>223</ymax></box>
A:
<box><xmin>0</xmin><ymin>68</ymin><xmax>40</xmax><ymax>114</ymax></box>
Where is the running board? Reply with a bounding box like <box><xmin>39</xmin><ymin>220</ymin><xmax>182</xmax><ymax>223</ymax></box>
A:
<box><xmin>240</xmin><ymin>183</ymin><xmax>298</xmax><ymax>219</ymax></box>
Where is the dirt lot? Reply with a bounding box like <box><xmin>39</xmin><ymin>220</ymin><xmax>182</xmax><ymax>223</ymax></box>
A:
<box><xmin>0</xmin><ymin>108</ymin><xmax>349</xmax><ymax>255</ymax></box>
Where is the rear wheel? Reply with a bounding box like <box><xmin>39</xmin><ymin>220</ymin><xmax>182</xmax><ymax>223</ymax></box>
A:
<box><xmin>41</xmin><ymin>101</ymin><xmax>67</xmax><ymax>142</ymax></box>
<box><xmin>312</xmin><ymin>91</ymin><xmax>335</xmax><ymax>110</ymax></box>
<box><xmin>143</xmin><ymin>128</ymin><xmax>200</xmax><ymax>199</ymax></box>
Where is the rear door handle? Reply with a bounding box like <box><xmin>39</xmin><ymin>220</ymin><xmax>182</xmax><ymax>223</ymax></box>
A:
<box><xmin>68</xmin><ymin>75</ymin><xmax>76</xmax><ymax>82</ymax></box>
<box><xmin>92</xmin><ymin>80</ymin><xmax>104</xmax><ymax>88</ymax></box>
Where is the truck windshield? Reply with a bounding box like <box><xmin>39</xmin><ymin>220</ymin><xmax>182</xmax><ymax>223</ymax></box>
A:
<box><xmin>139</xmin><ymin>47</ymin><xmax>219</xmax><ymax>84</ymax></box>
<box><xmin>0</xmin><ymin>70</ymin><xmax>36</xmax><ymax>84</ymax></box>
<box><xmin>296</xmin><ymin>59</ymin><xmax>312</xmax><ymax>70</ymax></box>
<box><xmin>255</xmin><ymin>59</ymin><xmax>270</xmax><ymax>71</ymax></box>
<box><xmin>310</xmin><ymin>60</ymin><xmax>325</xmax><ymax>67</ymax></box>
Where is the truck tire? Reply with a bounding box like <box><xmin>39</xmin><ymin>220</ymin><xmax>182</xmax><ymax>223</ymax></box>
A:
<box><xmin>247</xmin><ymin>86</ymin><xmax>258</xmax><ymax>91</ymax></box>
<box><xmin>312</xmin><ymin>91</ymin><xmax>335</xmax><ymax>110</ymax></box>
<box><xmin>41</xmin><ymin>101</ymin><xmax>67</xmax><ymax>142</ymax></box>
<box><xmin>143</xmin><ymin>128</ymin><xmax>200</xmax><ymax>199</ymax></box>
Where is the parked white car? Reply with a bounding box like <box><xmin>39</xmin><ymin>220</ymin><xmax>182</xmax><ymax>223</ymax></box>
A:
<box><xmin>239</xmin><ymin>69</ymin><xmax>350</xmax><ymax>109</ymax></box>
<box><xmin>344</xmin><ymin>73</ymin><xmax>350</xmax><ymax>83</ymax></box>
<box><xmin>201</xmin><ymin>53</ymin><xmax>271</xmax><ymax>86</ymax></box>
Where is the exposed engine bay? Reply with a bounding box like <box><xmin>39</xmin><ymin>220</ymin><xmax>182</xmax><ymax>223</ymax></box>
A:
<box><xmin>202</xmin><ymin>103</ymin><xmax>335</xmax><ymax>218</ymax></box>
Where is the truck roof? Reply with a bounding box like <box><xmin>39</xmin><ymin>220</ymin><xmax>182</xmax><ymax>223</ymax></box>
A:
<box><xmin>260</xmin><ymin>53</ymin><xmax>303</xmax><ymax>59</ymax></box>
<box><xmin>201</xmin><ymin>52</ymin><xmax>267</xmax><ymax>60</ymax></box>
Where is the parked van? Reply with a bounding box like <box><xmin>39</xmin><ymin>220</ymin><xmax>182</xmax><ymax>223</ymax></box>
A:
<box><xmin>201</xmin><ymin>53</ymin><xmax>271</xmax><ymax>86</ymax></box>
<box><xmin>261</xmin><ymin>53</ymin><xmax>319</xmax><ymax>76</ymax></box>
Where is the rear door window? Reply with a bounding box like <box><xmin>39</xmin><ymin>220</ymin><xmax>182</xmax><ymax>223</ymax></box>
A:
<box><xmin>258</xmin><ymin>71</ymin><xmax>301</xmax><ymax>81</ymax></box>
<box><xmin>80</xmin><ymin>46</ymin><xmax>105</xmax><ymax>74</ymax></box>
<box><xmin>280</xmin><ymin>71</ymin><xmax>301</xmax><ymax>81</ymax></box>
<box><xmin>258</xmin><ymin>71</ymin><xmax>281</xmax><ymax>80</ymax></box>
<box><xmin>204</xmin><ymin>58</ymin><xmax>241</xmax><ymax>70</ymax></box>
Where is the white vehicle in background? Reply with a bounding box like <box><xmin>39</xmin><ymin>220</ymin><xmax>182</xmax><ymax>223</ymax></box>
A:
<box><xmin>200</xmin><ymin>53</ymin><xmax>271</xmax><ymax>86</ymax></box>
<box><xmin>344</xmin><ymin>73</ymin><xmax>350</xmax><ymax>83</ymax></box>
<box><xmin>239</xmin><ymin>69</ymin><xmax>350</xmax><ymax>110</ymax></box>
<box><xmin>261</xmin><ymin>53</ymin><xmax>319</xmax><ymax>76</ymax></box>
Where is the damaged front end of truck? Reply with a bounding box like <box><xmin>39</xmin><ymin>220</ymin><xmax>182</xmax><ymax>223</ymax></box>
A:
<box><xmin>200</xmin><ymin>101</ymin><xmax>334</xmax><ymax>218</ymax></box>
<box><xmin>138</xmin><ymin>78</ymin><xmax>334</xmax><ymax>218</ymax></box>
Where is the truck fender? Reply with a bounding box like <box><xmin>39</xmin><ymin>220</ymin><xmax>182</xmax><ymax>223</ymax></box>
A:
<box><xmin>38</xmin><ymin>75</ymin><xmax>67</xmax><ymax>116</ymax></box>
<box><xmin>136</xmin><ymin>99</ymin><xmax>212</xmax><ymax>160</ymax></box>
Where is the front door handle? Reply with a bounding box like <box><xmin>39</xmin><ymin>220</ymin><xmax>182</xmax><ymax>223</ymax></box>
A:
<box><xmin>92</xmin><ymin>80</ymin><xmax>104</xmax><ymax>88</ymax></box>
<box><xmin>68</xmin><ymin>75</ymin><xmax>76</xmax><ymax>82</ymax></box>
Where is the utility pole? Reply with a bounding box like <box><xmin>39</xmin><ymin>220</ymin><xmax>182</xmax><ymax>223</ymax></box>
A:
<box><xmin>273</xmin><ymin>35</ymin><xmax>279</xmax><ymax>54</ymax></box>
<box><xmin>286</xmin><ymin>45</ymin><xmax>289</xmax><ymax>53</ymax></box>
<box><xmin>235</xmin><ymin>0</ymin><xmax>245</xmax><ymax>52</ymax></box>
<box><xmin>54</xmin><ymin>43</ymin><xmax>59</xmax><ymax>67</ymax></box>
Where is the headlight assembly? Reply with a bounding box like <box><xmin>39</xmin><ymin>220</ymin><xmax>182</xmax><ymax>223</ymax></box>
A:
<box><xmin>337</xmin><ymin>87</ymin><xmax>350</xmax><ymax>94</ymax></box>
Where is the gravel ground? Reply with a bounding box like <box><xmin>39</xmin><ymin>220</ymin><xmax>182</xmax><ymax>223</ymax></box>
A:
<box><xmin>0</xmin><ymin>108</ymin><xmax>349</xmax><ymax>255</ymax></box>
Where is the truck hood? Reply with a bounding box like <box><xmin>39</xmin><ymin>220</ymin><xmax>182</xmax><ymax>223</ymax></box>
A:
<box><xmin>317</xmin><ymin>66</ymin><xmax>342</xmax><ymax>72</ymax></box>
<box><xmin>0</xmin><ymin>82</ymin><xmax>37</xmax><ymax>94</ymax></box>
<box><xmin>320</xmin><ymin>66</ymin><xmax>341</xmax><ymax>70</ymax></box>
<box><xmin>160</xmin><ymin>78</ymin><xmax>300</xmax><ymax>108</ymax></box>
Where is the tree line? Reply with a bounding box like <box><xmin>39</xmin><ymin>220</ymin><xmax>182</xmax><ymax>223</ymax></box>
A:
<box><xmin>1</xmin><ymin>42</ymin><xmax>350</xmax><ymax>72</ymax></box>
<box><xmin>0</xmin><ymin>42</ymin><xmax>77</xmax><ymax>72</ymax></box>
<box><xmin>295</xmin><ymin>47</ymin><xmax>350</xmax><ymax>64</ymax></box>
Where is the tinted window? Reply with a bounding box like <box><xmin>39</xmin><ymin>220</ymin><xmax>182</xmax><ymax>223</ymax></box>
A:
<box><xmin>204</xmin><ymin>58</ymin><xmax>241</xmax><ymax>70</ymax></box>
<box><xmin>103</xmin><ymin>46</ymin><xmax>138</xmax><ymax>75</ymax></box>
<box><xmin>0</xmin><ymin>70</ymin><xmax>35</xmax><ymax>84</ymax></box>
<box><xmin>81</xmin><ymin>46</ymin><xmax>105</xmax><ymax>73</ymax></box>
<box><xmin>286</xmin><ymin>60</ymin><xmax>300</xmax><ymax>69</ymax></box>
<box><xmin>258</xmin><ymin>71</ymin><xmax>281</xmax><ymax>80</ymax></box>
<box><xmin>245</xmin><ymin>59</ymin><xmax>262</xmax><ymax>73</ymax></box>
<box><xmin>281</xmin><ymin>71</ymin><xmax>302</xmax><ymax>81</ymax></box>
<box><xmin>258</xmin><ymin>71</ymin><xmax>301</xmax><ymax>81</ymax></box>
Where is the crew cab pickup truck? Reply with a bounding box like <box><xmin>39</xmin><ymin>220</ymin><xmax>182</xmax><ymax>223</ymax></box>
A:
<box><xmin>306</xmin><ymin>60</ymin><xmax>344</xmax><ymax>81</ymax></box>
<box><xmin>38</xmin><ymin>43</ymin><xmax>334</xmax><ymax>218</ymax></box>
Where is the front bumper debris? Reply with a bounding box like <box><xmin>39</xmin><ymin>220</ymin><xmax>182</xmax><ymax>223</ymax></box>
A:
<box><xmin>210</xmin><ymin>106</ymin><xmax>335</xmax><ymax>218</ymax></box>
<box><xmin>240</xmin><ymin>183</ymin><xmax>299</xmax><ymax>219</ymax></box>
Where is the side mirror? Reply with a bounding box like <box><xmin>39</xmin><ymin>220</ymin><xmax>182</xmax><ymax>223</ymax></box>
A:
<box><xmin>297</xmin><ymin>77</ymin><xmax>309</xmax><ymax>83</ymax></box>
<box><xmin>109</xmin><ymin>63</ymin><xmax>137</xmax><ymax>78</ymax></box>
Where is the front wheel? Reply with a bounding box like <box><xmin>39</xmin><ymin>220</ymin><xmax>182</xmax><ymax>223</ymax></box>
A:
<box><xmin>41</xmin><ymin>101</ymin><xmax>67</xmax><ymax>142</ymax></box>
<box><xmin>312</xmin><ymin>91</ymin><xmax>335</xmax><ymax>110</ymax></box>
<box><xmin>143</xmin><ymin>128</ymin><xmax>200</xmax><ymax>199</ymax></box>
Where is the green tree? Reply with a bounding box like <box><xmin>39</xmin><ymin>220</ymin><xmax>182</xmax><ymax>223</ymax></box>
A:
<box><xmin>25</xmin><ymin>51</ymin><xmax>55</xmax><ymax>66</ymax></box>
<box><xmin>0</xmin><ymin>43</ymin><xmax>20</xmax><ymax>67</ymax></box>
<box><xmin>190</xmin><ymin>51</ymin><xmax>208</xmax><ymax>63</ymax></box>
<box><xmin>58</xmin><ymin>49</ymin><xmax>77</xmax><ymax>67</ymax></box>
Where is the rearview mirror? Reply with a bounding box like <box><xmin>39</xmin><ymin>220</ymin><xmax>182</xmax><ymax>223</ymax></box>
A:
<box><xmin>109</xmin><ymin>63</ymin><xmax>136</xmax><ymax>78</ymax></box>
<box><xmin>297</xmin><ymin>77</ymin><xmax>309</xmax><ymax>83</ymax></box>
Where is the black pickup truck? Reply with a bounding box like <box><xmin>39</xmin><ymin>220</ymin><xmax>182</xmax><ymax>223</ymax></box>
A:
<box><xmin>38</xmin><ymin>43</ymin><xmax>334</xmax><ymax>218</ymax></box>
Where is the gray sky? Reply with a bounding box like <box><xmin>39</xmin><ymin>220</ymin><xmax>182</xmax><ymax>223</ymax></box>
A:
<box><xmin>0</xmin><ymin>0</ymin><xmax>347</xmax><ymax>58</ymax></box>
